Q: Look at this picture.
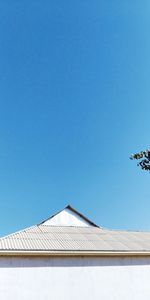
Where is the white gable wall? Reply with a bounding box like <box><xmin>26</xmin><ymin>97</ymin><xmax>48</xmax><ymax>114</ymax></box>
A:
<box><xmin>43</xmin><ymin>208</ymin><xmax>92</xmax><ymax>227</ymax></box>
<box><xmin>0</xmin><ymin>256</ymin><xmax>150</xmax><ymax>299</ymax></box>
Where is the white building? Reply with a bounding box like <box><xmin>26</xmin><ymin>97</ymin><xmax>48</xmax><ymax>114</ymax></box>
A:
<box><xmin>0</xmin><ymin>205</ymin><xmax>150</xmax><ymax>299</ymax></box>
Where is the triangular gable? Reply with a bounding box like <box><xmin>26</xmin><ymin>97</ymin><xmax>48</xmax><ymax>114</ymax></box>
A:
<box><xmin>40</xmin><ymin>205</ymin><xmax>99</xmax><ymax>227</ymax></box>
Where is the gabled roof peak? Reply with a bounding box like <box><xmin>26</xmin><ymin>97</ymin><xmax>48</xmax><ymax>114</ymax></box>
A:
<box><xmin>40</xmin><ymin>205</ymin><xmax>99</xmax><ymax>228</ymax></box>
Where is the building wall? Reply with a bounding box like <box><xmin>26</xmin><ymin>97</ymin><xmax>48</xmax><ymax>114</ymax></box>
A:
<box><xmin>0</xmin><ymin>256</ymin><xmax>150</xmax><ymax>300</ymax></box>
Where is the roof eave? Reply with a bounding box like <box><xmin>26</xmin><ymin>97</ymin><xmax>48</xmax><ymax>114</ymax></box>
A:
<box><xmin>0</xmin><ymin>250</ymin><xmax>150</xmax><ymax>257</ymax></box>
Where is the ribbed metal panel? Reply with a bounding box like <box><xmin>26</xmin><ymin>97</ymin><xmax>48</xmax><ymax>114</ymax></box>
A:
<box><xmin>1</xmin><ymin>225</ymin><xmax>150</xmax><ymax>252</ymax></box>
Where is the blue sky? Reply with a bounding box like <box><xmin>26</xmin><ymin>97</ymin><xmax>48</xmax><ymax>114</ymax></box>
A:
<box><xmin>0</xmin><ymin>1</ymin><xmax>150</xmax><ymax>236</ymax></box>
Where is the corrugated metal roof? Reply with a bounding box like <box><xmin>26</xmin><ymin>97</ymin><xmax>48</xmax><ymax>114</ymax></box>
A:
<box><xmin>1</xmin><ymin>225</ymin><xmax>150</xmax><ymax>253</ymax></box>
<box><xmin>1</xmin><ymin>206</ymin><xmax>150</xmax><ymax>254</ymax></box>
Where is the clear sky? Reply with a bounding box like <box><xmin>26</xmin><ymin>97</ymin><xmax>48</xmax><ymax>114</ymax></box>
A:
<box><xmin>0</xmin><ymin>1</ymin><xmax>150</xmax><ymax>236</ymax></box>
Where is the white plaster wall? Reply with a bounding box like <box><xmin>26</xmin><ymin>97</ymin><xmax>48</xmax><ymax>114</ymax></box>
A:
<box><xmin>0</xmin><ymin>256</ymin><xmax>150</xmax><ymax>300</ymax></box>
<box><xmin>43</xmin><ymin>208</ymin><xmax>91</xmax><ymax>227</ymax></box>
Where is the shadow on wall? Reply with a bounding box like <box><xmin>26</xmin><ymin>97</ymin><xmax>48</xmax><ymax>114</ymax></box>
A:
<box><xmin>0</xmin><ymin>256</ymin><xmax>150</xmax><ymax>268</ymax></box>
